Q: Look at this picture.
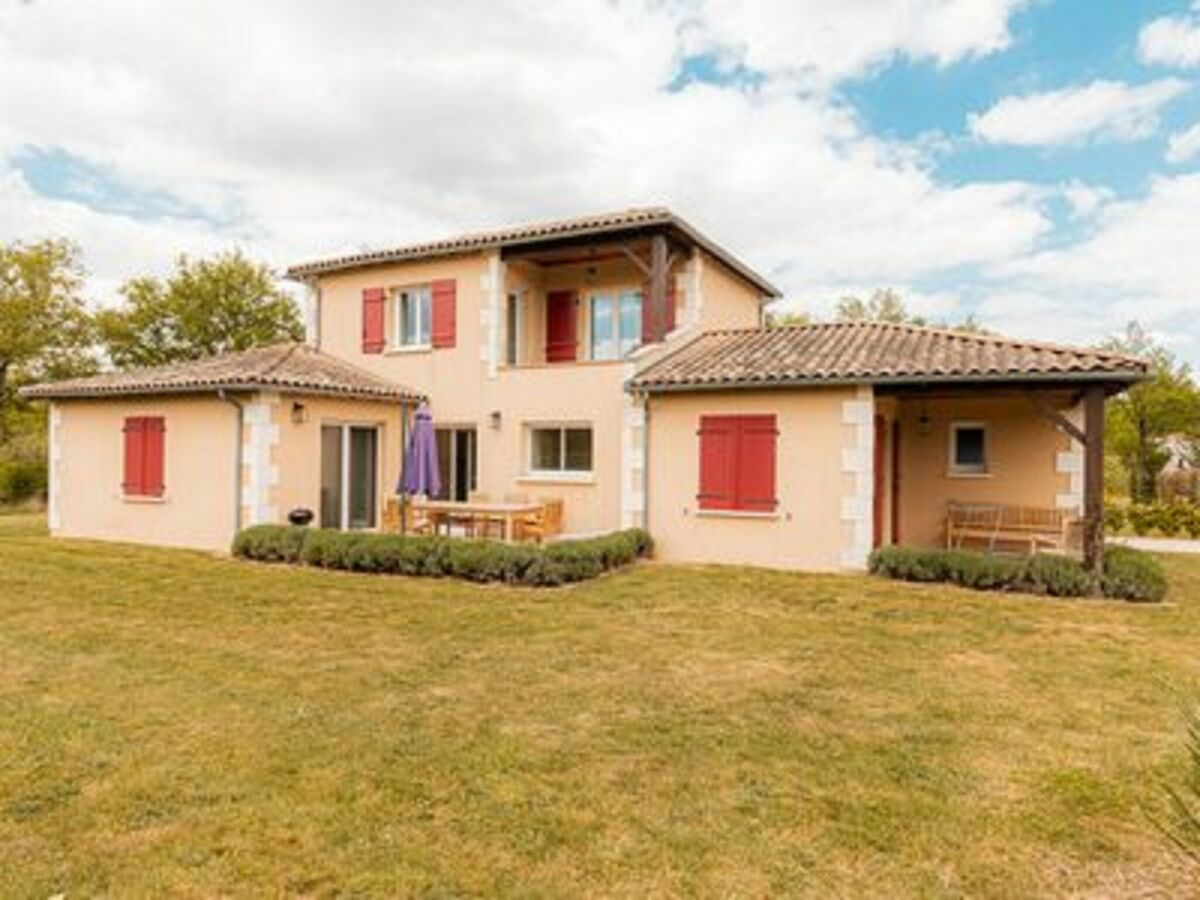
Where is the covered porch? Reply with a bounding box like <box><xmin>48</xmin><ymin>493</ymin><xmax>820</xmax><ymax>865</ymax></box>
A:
<box><xmin>872</xmin><ymin>381</ymin><xmax>1115</xmax><ymax>572</ymax></box>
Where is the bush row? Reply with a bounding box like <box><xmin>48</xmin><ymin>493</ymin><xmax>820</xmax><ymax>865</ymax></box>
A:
<box><xmin>868</xmin><ymin>545</ymin><xmax>1167</xmax><ymax>603</ymax></box>
<box><xmin>232</xmin><ymin>525</ymin><xmax>652</xmax><ymax>586</ymax></box>
<box><xmin>1105</xmin><ymin>502</ymin><xmax>1200</xmax><ymax>539</ymax></box>
<box><xmin>0</xmin><ymin>458</ymin><xmax>47</xmax><ymax>506</ymax></box>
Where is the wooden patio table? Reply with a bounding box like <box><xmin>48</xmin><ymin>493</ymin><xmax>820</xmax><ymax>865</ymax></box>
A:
<box><xmin>410</xmin><ymin>499</ymin><xmax>543</xmax><ymax>542</ymax></box>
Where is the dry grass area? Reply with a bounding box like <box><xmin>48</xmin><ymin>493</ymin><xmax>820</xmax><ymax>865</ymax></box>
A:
<box><xmin>2</xmin><ymin>513</ymin><xmax>1199</xmax><ymax>897</ymax></box>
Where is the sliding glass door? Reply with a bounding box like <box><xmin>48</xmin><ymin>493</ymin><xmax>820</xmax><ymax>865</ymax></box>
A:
<box><xmin>320</xmin><ymin>424</ymin><xmax>379</xmax><ymax>530</ymax></box>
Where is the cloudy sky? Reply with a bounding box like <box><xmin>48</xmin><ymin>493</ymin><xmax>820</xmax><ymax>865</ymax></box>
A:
<box><xmin>2</xmin><ymin>0</ymin><xmax>1200</xmax><ymax>364</ymax></box>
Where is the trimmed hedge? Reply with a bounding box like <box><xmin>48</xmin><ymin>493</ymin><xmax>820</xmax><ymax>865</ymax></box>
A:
<box><xmin>868</xmin><ymin>545</ymin><xmax>1167</xmax><ymax>603</ymax></box>
<box><xmin>1107</xmin><ymin>501</ymin><xmax>1200</xmax><ymax>539</ymax></box>
<box><xmin>233</xmin><ymin>525</ymin><xmax>652</xmax><ymax>587</ymax></box>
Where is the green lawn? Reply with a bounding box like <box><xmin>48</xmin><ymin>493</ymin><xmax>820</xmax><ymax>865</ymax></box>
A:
<box><xmin>2</xmin><ymin>515</ymin><xmax>1198</xmax><ymax>897</ymax></box>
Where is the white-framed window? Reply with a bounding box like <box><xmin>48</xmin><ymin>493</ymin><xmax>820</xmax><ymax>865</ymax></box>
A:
<box><xmin>393</xmin><ymin>285</ymin><xmax>431</xmax><ymax>348</ymax></box>
<box><xmin>528</xmin><ymin>425</ymin><xmax>593</xmax><ymax>474</ymax></box>
<box><xmin>949</xmin><ymin>421</ymin><xmax>988</xmax><ymax>476</ymax></box>
<box><xmin>589</xmin><ymin>291</ymin><xmax>642</xmax><ymax>360</ymax></box>
<box><xmin>505</xmin><ymin>291</ymin><xmax>523</xmax><ymax>366</ymax></box>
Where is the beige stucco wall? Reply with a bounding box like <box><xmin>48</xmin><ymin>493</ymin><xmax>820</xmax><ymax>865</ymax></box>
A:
<box><xmin>53</xmin><ymin>395</ymin><xmax>239</xmax><ymax>552</ymax></box>
<box><xmin>312</xmin><ymin>245</ymin><xmax>766</xmax><ymax>536</ymax></box>
<box><xmin>893</xmin><ymin>392</ymin><xmax>1078</xmax><ymax>547</ymax></box>
<box><xmin>645</xmin><ymin>387</ymin><xmax>856</xmax><ymax>571</ymax></box>
<box><xmin>269</xmin><ymin>394</ymin><xmax>404</xmax><ymax>528</ymax></box>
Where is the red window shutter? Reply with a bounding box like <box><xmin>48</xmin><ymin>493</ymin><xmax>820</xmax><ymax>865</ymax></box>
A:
<box><xmin>697</xmin><ymin>416</ymin><xmax>737</xmax><ymax>510</ymax></box>
<box><xmin>431</xmin><ymin>279</ymin><xmax>457</xmax><ymax>349</ymax></box>
<box><xmin>735</xmin><ymin>415</ymin><xmax>777</xmax><ymax>512</ymax></box>
<box><xmin>123</xmin><ymin>417</ymin><xmax>146</xmax><ymax>495</ymax></box>
<box><xmin>143</xmin><ymin>417</ymin><xmax>166</xmax><ymax>497</ymax></box>
<box><xmin>361</xmin><ymin>287</ymin><xmax>386</xmax><ymax>353</ymax></box>
<box><xmin>545</xmin><ymin>290</ymin><xmax>577</xmax><ymax>362</ymax></box>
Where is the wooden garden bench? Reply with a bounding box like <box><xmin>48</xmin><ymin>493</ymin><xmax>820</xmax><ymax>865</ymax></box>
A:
<box><xmin>945</xmin><ymin>502</ymin><xmax>1079</xmax><ymax>555</ymax></box>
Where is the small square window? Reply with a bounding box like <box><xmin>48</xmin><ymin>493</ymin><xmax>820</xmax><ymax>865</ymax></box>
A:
<box><xmin>529</xmin><ymin>425</ymin><xmax>593</xmax><ymax>474</ymax></box>
<box><xmin>950</xmin><ymin>423</ymin><xmax>987</xmax><ymax>475</ymax></box>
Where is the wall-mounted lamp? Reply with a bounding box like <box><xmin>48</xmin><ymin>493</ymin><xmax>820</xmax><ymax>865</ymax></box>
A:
<box><xmin>291</xmin><ymin>401</ymin><xmax>308</xmax><ymax>425</ymax></box>
<box><xmin>916</xmin><ymin>398</ymin><xmax>932</xmax><ymax>436</ymax></box>
<box><xmin>489</xmin><ymin>410</ymin><xmax>502</xmax><ymax>430</ymax></box>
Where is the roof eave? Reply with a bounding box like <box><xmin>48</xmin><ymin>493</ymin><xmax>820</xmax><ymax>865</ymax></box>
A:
<box><xmin>20</xmin><ymin>381</ymin><xmax>424</xmax><ymax>403</ymax></box>
<box><xmin>284</xmin><ymin>212</ymin><xmax>783</xmax><ymax>299</ymax></box>
<box><xmin>628</xmin><ymin>369</ymin><xmax>1147</xmax><ymax>394</ymax></box>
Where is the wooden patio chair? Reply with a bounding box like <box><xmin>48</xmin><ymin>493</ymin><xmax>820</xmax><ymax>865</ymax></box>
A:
<box><xmin>403</xmin><ymin>499</ymin><xmax>435</xmax><ymax>536</ymax></box>
<box><xmin>516</xmin><ymin>499</ymin><xmax>564</xmax><ymax>544</ymax></box>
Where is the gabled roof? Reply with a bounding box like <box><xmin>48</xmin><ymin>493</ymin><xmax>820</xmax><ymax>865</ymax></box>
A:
<box><xmin>285</xmin><ymin>206</ymin><xmax>782</xmax><ymax>298</ymax></box>
<box><xmin>629</xmin><ymin>321</ymin><xmax>1148</xmax><ymax>392</ymax></box>
<box><xmin>20</xmin><ymin>343</ymin><xmax>422</xmax><ymax>402</ymax></box>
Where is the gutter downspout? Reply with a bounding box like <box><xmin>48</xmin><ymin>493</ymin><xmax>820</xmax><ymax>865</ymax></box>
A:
<box><xmin>399</xmin><ymin>400</ymin><xmax>409</xmax><ymax>535</ymax></box>
<box><xmin>218</xmin><ymin>389</ymin><xmax>244</xmax><ymax>537</ymax></box>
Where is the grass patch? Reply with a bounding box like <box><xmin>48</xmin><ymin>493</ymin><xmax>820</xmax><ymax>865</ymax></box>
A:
<box><xmin>1</xmin><ymin>514</ymin><xmax>1199</xmax><ymax>895</ymax></box>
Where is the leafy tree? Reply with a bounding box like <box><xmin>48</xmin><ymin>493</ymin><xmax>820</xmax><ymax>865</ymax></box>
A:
<box><xmin>834</xmin><ymin>288</ymin><xmax>990</xmax><ymax>334</ymax></box>
<box><xmin>836</xmin><ymin>288</ymin><xmax>913</xmax><ymax>324</ymax></box>
<box><xmin>97</xmin><ymin>250</ymin><xmax>303</xmax><ymax>368</ymax></box>
<box><xmin>766</xmin><ymin>309</ymin><xmax>813</xmax><ymax>327</ymax></box>
<box><xmin>1101</xmin><ymin>322</ymin><xmax>1200</xmax><ymax>503</ymax></box>
<box><xmin>0</xmin><ymin>239</ymin><xmax>96</xmax><ymax>442</ymax></box>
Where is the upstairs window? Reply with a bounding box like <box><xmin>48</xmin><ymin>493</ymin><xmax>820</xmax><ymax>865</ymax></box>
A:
<box><xmin>393</xmin><ymin>286</ymin><xmax>431</xmax><ymax>348</ymax></box>
<box><xmin>589</xmin><ymin>291</ymin><xmax>642</xmax><ymax>361</ymax></box>
<box><xmin>949</xmin><ymin>422</ymin><xmax>988</xmax><ymax>476</ymax></box>
<box><xmin>122</xmin><ymin>416</ymin><xmax>165</xmax><ymax>498</ymax></box>
<box><xmin>529</xmin><ymin>425</ymin><xmax>593</xmax><ymax>474</ymax></box>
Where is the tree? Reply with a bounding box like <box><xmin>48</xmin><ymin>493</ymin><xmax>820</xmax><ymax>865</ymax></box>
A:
<box><xmin>97</xmin><ymin>250</ymin><xmax>303</xmax><ymax>368</ymax></box>
<box><xmin>766</xmin><ymin>309</ymin><xmax>812</xmax><ymax>327</ymax></box>
<box><xmin>836</xmin><ymin>288</ymin><xmax>914</xmax><ymax>324</ymax></box>
<box><xmin>1101</xmin><ymin>322</ymin><xmax>1200</xmax><ymax>503</ymax></box>
<box><xmin>833</xmin><ymin>288</ymin><xmax>990</xmax><ymax>333</ymax></box>
<box><xmin>0</xmin><ymin>239</ymin><xmax>96</xmax><ymax>442</ymax></box>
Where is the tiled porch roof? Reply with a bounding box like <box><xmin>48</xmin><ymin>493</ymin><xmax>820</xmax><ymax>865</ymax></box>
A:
<box><xmin>629</xmin><ymin>322</ymin><xmax>1148</xmax><ymax>392</ymax></box>
<box><xmin>284</xmin><ymin>206</ymin><xmax>782</xmax><ymax>298</ymax></box>
<box><xmin>20</xmin><ymin>343</ymin><xmax>422</xmax><ymax>402</ymax></box>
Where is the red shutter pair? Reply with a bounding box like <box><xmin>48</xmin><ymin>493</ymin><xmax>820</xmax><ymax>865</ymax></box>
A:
<box><xmin>123</xmin><ymin>416</ymin><xmax>165</xmax><ymax>497</ymax></box>
<box><xmin>546</xmin><ymin>290</ymin><xmax>578</xmax><ymax>362</ymax></box>
<box><xmin>361</xmin><ymin>280</ymin><xmax>458</xmax><ymax>352</ymax></box>
<box><xmin>697</xmin><ymin>415</ymin><xmax>777</xmax><ymax>512</ymax></box>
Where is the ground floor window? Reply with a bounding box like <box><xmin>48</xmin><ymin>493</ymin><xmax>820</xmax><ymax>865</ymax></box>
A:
<box><xmin>949</xmin><ymin>422</ymin><xmax>988</xmax><ymax>476</ymax></box>
<box><xmin>697</xmin><ymin>414</ymin><xmax>777</xmax><ymax>512</ymax></box>
<box><xmin>122</xmin><ymin>416</ymin><xmax>166</xmax><ymax>498</ymax></box>
<box><xmin>435</xmin><ymin>426</ymin><xmax>477</xmax><ymax>502</ymax></box>
<box><xmin>320</xmin><ymin>424</ymin><xmax>378</xmax><ymax>529</ymax></box>
<box><xmin>529</xmin><ymin>425</ymin><xmax>593</xmax><ymax>474</ymax></box>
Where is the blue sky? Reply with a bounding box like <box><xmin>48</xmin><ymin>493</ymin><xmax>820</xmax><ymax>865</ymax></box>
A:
<box><xmin>1</xmin><ymin>0</ymin><xmax>1199</xmax><ymax>365</ymax></box>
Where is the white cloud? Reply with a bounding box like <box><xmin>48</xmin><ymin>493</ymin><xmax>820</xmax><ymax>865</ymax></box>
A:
<box><xmin>968</xmin><ymin>79</ymin><xmax>1189</xmax><ymax>146</ymax></box>
<box><xmin>1060</xmin><ymin>180</ymin><xmax>1115</xmax><ymax>218</ymax></box>
<box><xmin>687</xmin><ymin>0</ymin><xmax>1028</xmax><ymax>86</ymax></box>
<box><xmin>1139</xmin><ymin>6</ymin><xmax>1200</xmax><ymax>68</ymax></box>
<box><xmin>1167</xmin><ymin>122</ymin><xmax>1200</xmax><ymax>164</ymax></box>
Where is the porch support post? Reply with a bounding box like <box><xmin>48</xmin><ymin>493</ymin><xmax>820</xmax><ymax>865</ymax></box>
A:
<box><xmin>1082</xmin><ymin>384</ymin><xmax>1106</xmax><ymax>575</ymax></box>
<box><xmin>647</xmin><ymin>233</ymin><xmax>669</xmax><ymax>344</ymax></box>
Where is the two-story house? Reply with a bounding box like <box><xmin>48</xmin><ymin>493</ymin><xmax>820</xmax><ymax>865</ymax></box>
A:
<box><xmin>25</xmin><ymin>207</ymin><xmax>1145</xmax><ymax>571</ymax></box>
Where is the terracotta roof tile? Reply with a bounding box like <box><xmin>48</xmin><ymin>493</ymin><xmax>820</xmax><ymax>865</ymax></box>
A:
<box><xmin>629</xmin><ymin>322</ymin><xmax>1148</xmax><ymax>391</ymax></box>
<box><xmin>285</xmin><ymin>206</ymin><xmax>781</xmax><ymax>297</ymax></box>
<box><xmin>20</xmin><ymin>343</ymin><xmax>422</xmax><ymax>402</ymax></box>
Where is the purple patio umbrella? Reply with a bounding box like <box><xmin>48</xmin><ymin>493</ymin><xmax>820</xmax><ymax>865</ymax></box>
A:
<box><xmin>400</xmin><ymin>403</ymin><xmax>441</xmax><ymax>498</ymax></box>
